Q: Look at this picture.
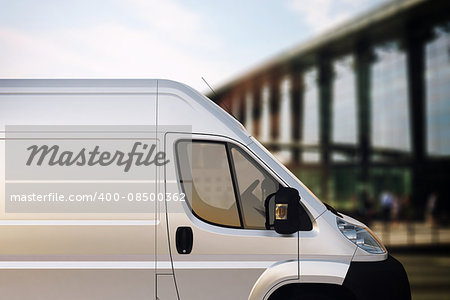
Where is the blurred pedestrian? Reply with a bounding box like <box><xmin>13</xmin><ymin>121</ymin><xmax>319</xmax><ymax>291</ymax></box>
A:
<box><xmin>400</xmin><ymin>194</ymin><xmax>414</xmax><ymax>245</ymax></box>
<box><xmin>380</xmin><ymin>190</ymin><xmax>394</xmax><ymax>244</ymax></box>
<box><xmin>426</xmin><ymin>192</ymin><xmax>439</xmax><ymax>226</ymax></box>
<box><xmin>400</xmin><ymin>194</ymin><xmax>412</xmax><ymax>222</ymax></box>
<box><xmin>358</xmin><ymin>191</ymin><xmax>374</xmax><ymax>227</ymax></box>
<box><xmin>391</xmin><ymin>194</ymin><xmax>400</xmax><ymax>227</ymax></box>
<box><xmin>380</xmin><ymin>190</ymin><xmax>394</xmax><ymax>223</ymax></box>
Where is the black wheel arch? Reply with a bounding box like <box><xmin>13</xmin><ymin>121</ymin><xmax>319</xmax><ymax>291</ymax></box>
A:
<box><xmin>267</xmin><ymin>283</ymin><xmax>357</xmax><ymax>300</ymax></box>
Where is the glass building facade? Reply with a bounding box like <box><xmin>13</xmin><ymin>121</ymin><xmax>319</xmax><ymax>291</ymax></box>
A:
<box><xmin>302</xmin><ymin>69</ymin><xmax>321</xmax><ymax>163</ymax></box>
<box><xmin>332</xmin><ymin>55</ymin><xmax>358</xmax><ymax>145</ymax></box>
<box><xmin>244</xmin><ymin>91</ymin><xmax>254</xmax><ymax>136</ymax></box>
<box><xmin>213</xmin><ymin>0</ymin><xmax>450</xmax><ymax>218</ymax></box>
<box><xmin>370</xmin><ymin>42</ymin><xmax>411</xmax><ymax>152</ymax></box>
<box><xmin>425</xmin><ymin>23</ymin><xmax>450</xmax><ymax>157</ymax></box>
<box><xmin>302</xmin><ymin>69</ymin><xmax>320</xmax><ymax>146</ymax></box>
<box><xmin>259</xmin><ymin>85</ymin><xmax>271</xmax><ymax>143</ymax></box>
<box><xmin>279</xmin><ymin>77</ymin><xmax>292</xmax><ymax>144</ymax></box>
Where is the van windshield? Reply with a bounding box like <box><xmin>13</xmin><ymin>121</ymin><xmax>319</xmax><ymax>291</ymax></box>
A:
<box><xmin>230</xmin><ymin>145</ymin><xmax>279</xmax><ymax>229</ymax></box>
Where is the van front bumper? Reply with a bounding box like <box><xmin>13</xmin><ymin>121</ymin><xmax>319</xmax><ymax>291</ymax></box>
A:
<box><xmin>343</xmin><ymin>255</ymin><xmax>411</xmax><ymax>300</ymax></box>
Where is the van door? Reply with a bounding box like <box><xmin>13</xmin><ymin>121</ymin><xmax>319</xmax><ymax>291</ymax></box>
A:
<box><xmin>164</xmin><ymin>133</ymin><xmax>299</xmax><ymax>300</ymax></box>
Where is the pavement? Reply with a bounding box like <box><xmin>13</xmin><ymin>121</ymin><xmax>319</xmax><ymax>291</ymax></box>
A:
<box><xmin>392</xmin><ymin>249</ymin><xmax>450</xmax><ymax>300</ymax></box>
<box><xmin>371</xmin><ymin>222</ymin><xmax>450</xmax><ymax>247</ymax></box>
<box><xmin>366</xmin><ymin>222</ymin><xmax>450</xmax><ymax>299</ymax></box>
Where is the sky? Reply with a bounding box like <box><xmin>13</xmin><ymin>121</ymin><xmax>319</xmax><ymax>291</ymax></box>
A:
<box><xmin>0</xmin><ymin>0</ymin><xmax>389</xmax><ymax>92</ymax></box>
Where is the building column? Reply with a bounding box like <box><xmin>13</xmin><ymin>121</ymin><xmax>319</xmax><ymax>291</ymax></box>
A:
<box><xmin>406</xmin><ymin>25</ymin><xmax>428</xmax><ymax>217</ymax></box>
<box><xmin>290</xmin><ymin>68</ymin><xmax>303</xmax><ymax>164</ymax></box>
<box><xmin>230</xmin><ymin>92</ymin><xmax>241</xmax><ymax>122</ymax></box>
<box><xmin>355</xmin><ymin>41</ymin><xmax>373</xmax><ymax>204</ymax></box>
<box><xmin>269</xmin><ymin>73</ymin><xmax>281</xmax><ymax>144</ymax></box>
<box><xmin>318</xmin><ymin>55</ymin><xmax>332</xmax><ymax>202</ymax></box>
<box><xmin>252</xmin><ymin>81</ymin><xmax>262</xmax><ymax>139</ymax></box>
<box><xmin>238</xmin><ymin>91</ymin><xmax>246</xmax><ymax>125</ymax></box>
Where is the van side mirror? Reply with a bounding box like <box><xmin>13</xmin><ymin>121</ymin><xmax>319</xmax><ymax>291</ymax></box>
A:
<box><xmin>265</xmin><ymin>187</ymin><xmax>311</xmax><ymax>234</ymax></box>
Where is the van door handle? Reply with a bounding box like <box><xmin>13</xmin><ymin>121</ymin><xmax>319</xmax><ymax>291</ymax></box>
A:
<box><xmin>176</xmin><ymin>227</ymin><xmax>193</xmax><ymax>254</ymax></box>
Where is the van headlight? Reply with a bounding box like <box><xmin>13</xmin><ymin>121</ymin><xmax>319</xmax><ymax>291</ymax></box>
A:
<box><xmin>337</xmin><ymin>218</ymin><xmax>386</xmax><ymax>254</ymax></box>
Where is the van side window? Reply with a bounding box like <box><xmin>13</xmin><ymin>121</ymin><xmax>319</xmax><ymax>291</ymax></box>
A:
<box><xmin>176</xmin><ymin>141</ymin><xmax>241</xmax><ymax>227</ymax></box>
<box><xmin>177</xmin><ymin>140</ymin><xmax>283</xmax><ymax>229</ymax></box>
<box><xmin>230</xmin><ymin>146</ymin><xmax>279</xmax><ymax>229</ymax></box>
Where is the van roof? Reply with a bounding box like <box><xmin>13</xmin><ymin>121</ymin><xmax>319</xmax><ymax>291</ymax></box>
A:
<box><xmin>0</xmin><ymin>79</ymin><xmax>251</xmax><ymax>144</ymax></box>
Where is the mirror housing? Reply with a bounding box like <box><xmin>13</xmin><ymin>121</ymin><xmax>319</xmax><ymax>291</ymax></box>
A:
<box><xmin>265</xmin><ymin>187</ymin><xmax>311</xmax><ymax>234</ymax></box>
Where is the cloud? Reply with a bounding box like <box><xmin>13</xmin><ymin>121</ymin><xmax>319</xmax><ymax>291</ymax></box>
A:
<box><xmin>0</xmin><ymin>27</ymin><xmax>91</xmax><ymax>76</ymax></box>
<box><xmin>0</xmin><ymin>0</ymin><xmax>230</xmax><ymax>91</ymax></box>
<box><xmin>128</xmin><ymin>0</ymin><xmax>200</xmax><ymax>39</ymax></box>
<box><xmin>288</xmin><ymin>0</ymin><xmax>384</xmax><ymax>33</ymax></box>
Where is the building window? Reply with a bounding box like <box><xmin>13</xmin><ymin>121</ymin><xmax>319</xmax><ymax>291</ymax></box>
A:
<box><xmin>370</xmin><ymin>41</ymin><xmax>411</xmax><ymax>152</ymax></box>
<box><xmin>279</xmin><ymin>77</ymin><xmax>292</xmax><ymax>143</ymax></box>
<box><xmin>245</xmin><ymin>92</ymin><xmax>254</xmax><ymax>135</ymax></box>
<box><xmin>302</xmin><ymin>68</ymin><xmax>320</xmax><ymax>162</ymax></box>
<box><xmin>277</xmin><ymin>76</ymin><xmax>293</xmax><ymax>162</ymax></box>
<box><xmin>260</xmin><ymin>85</ymin><xmax>271</xmax><ymax>142</ymax></box>
<box><xmin>426</xmin><ymin>23</ymin><xmax>450</xmax><ymax>156</ymax></box>
<box><xmin>332</xmin><ymin>55</ymin><xmax>358</xmax><ymax>145</ymax></box>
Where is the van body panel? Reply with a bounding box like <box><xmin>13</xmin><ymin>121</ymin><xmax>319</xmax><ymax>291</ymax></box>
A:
<box><xmin>299</xmin><ymin>260</ymin><xmax>349</xmax><ymax>284</ymax></box>
<box><xmin>0</xmin><ymin>79</ymin><xmax>157</xmax><ymax>131</ymax></box>
<box><xmin>0</xmin><ymin>79</ymin><xmax>160</xmax><ymax>298</ymax></box>
<box><xmin>0</xmin><ymin>79</ymin><xmax>408</xmax><ymax>299</ymax></box>
<box><xmin>248</xmin><ymin>260</ymin><xmax>299</xmax><ymax>300</ymax></box>
<box><xmin>157</xmin><ymin>83</ymin><xmax>251</xmax><ymax>144</ymax></box>
<box><xmin>300</xmin><ymin>211</ymin><xmax>357</xmax><ymax>260</ymax></box>
<box><xmin>0</xmin><ymin>270</ymin><xmax>156</xmax><ymax>300</ymax></box>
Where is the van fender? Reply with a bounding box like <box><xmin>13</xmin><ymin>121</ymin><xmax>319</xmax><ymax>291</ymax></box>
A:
<box><xmin>248</xmin><ymin>260</ymin><xmax>299</xmax><ymax>300</ymax></box>
<box><xmin>299</xmin><ymin>259</ymin><xmax>350</xmax><ymax>285</ymax></box>
<box><xmin>248</xmin><ymin>260</ymin><xmax>351</xmax><ymax>300</ymax></box>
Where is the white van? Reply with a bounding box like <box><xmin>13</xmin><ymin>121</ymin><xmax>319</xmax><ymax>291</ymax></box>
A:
<box><xmin>0</xmin><ymin>79</ymin><xmax>410</xmax><ymax>300</ymax></box>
